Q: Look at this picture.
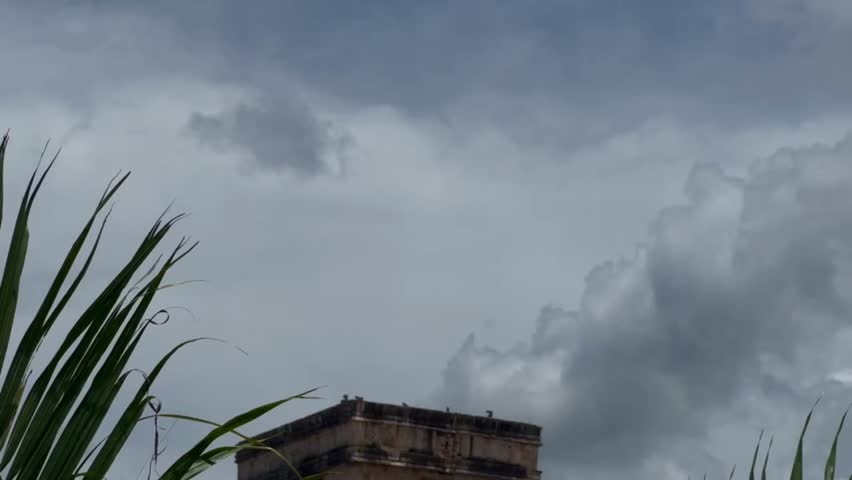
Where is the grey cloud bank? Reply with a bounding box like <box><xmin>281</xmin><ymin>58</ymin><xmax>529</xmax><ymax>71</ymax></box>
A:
<box><xmin>435</xmin><ymin>135</ymin><xmax>852</xmax><ymax>478</ymax></box>
<box><xmin>101</xmin><ymin>0</ymin><xmax>852</xmax><ymax>127</ymax></box>
<box><xmin>4</xmin><ymin>1</ymin><xmax>852</xmax><ymax>480</ymax></box>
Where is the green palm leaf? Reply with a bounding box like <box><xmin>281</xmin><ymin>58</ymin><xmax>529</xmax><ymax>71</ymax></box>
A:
<box><xmin>762</xmin><ymin>435</ymin><xmax>774</xmax><ymax>480</ymax></box>
<box><xmin>750</xmin><ymin>429</ymin><xmax>764</xmax><ymax>480</ymax></box>
<box><xmin>825</xmin><ymin>403</ymin><xmax>852</xmax><ymax>480</ymax></box>
<box><xmin>0</xmin><ymin>132</ymin><xmax>318</xmax><ymax>479</ymax></box>
<box><xmin>790</xmin><ymin>398</ymin><xmax>820</xmax><ymax>480</ymax></box>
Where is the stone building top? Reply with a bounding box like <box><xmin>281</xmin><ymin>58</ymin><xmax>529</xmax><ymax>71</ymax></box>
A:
<box><xmin>236</xmin><ymin>397</ymin><xmax>542</xmax><ymax>463</ymax></box>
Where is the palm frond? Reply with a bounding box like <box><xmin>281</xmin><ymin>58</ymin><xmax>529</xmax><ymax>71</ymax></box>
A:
<box><xmin>0</xmin><ymin>133</ymin><xmax>315</xmax><ymax>479</ymax></box>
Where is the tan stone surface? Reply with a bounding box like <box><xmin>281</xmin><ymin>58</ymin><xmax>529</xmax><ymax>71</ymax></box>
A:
<box><xmin>237</xmin><ymin>399</ymin><xmax>541</xmax><ymax>480</ymax></box>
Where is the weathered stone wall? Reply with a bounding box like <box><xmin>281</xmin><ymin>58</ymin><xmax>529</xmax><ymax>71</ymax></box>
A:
<box><xmin>239</xmin><ymin>420</ymin><xmax>539</xmax><ymax>480</ymax></box>
<box><xmin>355</xmin><ymin>419</ymin><xmax>539</xmax><ymax>470</ymax></box>
<box><xmin>332</xmin><ymin>463</ymin><xmax>501</xmax><ymax>480</ymax></box>
<box><xmin>238</xmin><ymin>422</ymin><xmax>356</xmax><ymax>480</ymax></box>
<box><xmin>237</xmin><ymin>399</ymin><xmax>541</xmax><ymax>480</ymax></box>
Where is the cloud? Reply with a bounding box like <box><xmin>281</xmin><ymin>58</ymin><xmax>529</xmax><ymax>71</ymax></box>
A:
<box><xmin>745</xmin><ymin>0</ymin><xmax>852</xmax><ymax>29</ymax></box>
<box><xmin>434</xmin><ymin>133</ymin><xmax>852</xmax><ymax>478</ymax></box>
<box><xmin>185</xmin><ymin>96</ymin><xmax>348</xmax><ymax>176</ymax></box>
<box><xmin>9</xmin><ymin>3</ymin><xmax>852</xmax><ymax>480</ymax></box>
<box><xmin>120</xmin><ymin>0</ymin><xmax>852</xmax><ymax>130</ymax></box>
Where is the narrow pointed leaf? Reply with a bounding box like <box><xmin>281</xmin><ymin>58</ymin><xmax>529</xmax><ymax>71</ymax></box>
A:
<box><xmin>825</xmin><ymin>403</ymin><xmax>851</xmax><ymax>480</ymax></box>
<box><xmin>791</xmin><ymin>398</ymin><xmax>820</xmax><ymax>480</ymax></box>
<box><xmin>751</xmin><ymin>430</ymin><xmax>764</xmax><ymax>480</ymax></box>
<box><xmin>0</xmin><ymin>130</ymin><xmax>8</xmax><ymax>230</ymax></box>
<box><xmin>762</xmin><ymin>436</ymin><xmax>774</xmax><ymax>480</ymax></box>
<box><xmin>151</xmin><ymin>413</ymin><xmax>306</xmax><ymax>480</ymax></box>
<box><xmin>86</xmin><ymin>338</ymin><xmax>216</xmax><ymax>477</ymax></box>
<box><xmin>0</xmin><ymin>178</ymin><xmax>122</xmax><ymax>449</ymax></box>
<box><xmin>158</xmin><ymin>389</ymin><xmax>319</xmax><ymax>480</ymax></box>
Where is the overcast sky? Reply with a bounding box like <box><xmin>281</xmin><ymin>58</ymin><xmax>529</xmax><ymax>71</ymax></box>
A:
<box><xmin>5</xmin><ymin>1</ymin><xmax>852</xmax><ymax>479</ymax></box>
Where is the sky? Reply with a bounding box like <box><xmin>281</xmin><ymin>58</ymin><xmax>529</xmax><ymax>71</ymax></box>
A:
<box><xmin>4</xmin><ymin>1</ymin><xmax>852</xmax><ymax>479</ymax></box>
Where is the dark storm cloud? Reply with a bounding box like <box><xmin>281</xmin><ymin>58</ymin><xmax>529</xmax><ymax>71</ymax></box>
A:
<box><xmin>186</xmin><ymin>98</ymin><xmax>346</xmax><ymax>176</ymax></box>
<box><xmin>78</xmin><ymin>0</ymin><xmax>852</xmax><ymax>129</ymax></box>
<box><xmin>436</xmin><ymin>134</ymin><xmax>852</xmax><ymax>476</ymax></box>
